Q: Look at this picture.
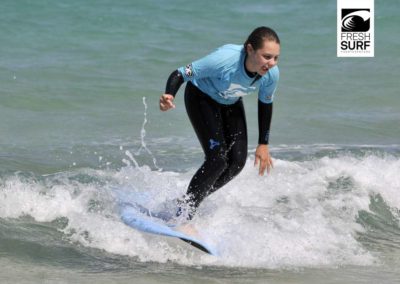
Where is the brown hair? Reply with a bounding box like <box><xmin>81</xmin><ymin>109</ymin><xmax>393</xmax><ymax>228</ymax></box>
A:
<box><xmin>244</xmin><ymin>26</ymin><xmax>280</xmax><ymax>53</ymax></box>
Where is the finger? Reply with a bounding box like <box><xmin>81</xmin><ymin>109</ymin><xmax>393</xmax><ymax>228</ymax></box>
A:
<box><xmin>259</xmin><ymin>160</ymin><xmax>267</xmax><ymax>176</ymax></box>
<box><xmin>163</xmin><ymin>94</ymin><xmax>173</xmax><ymax>102</ymax></box>
<box><xmin>160</xmin><ymin>96</ymin><xmax>175</xmax><ymax>111</ymax></box>
<box><xmin>268</xmin><ymin>158</ymin><xmax>273</xmax><ymax>173</ymax></box>
<box><xmin>159</xmin><ymin>101</ymin><xmax>166</xmax><ymax>111</ymax></box>
<box><xmin>164</xmin><ymin>96</ymin><xmax>175</xmax><ymax>108</ymax></box>
<box><xmin>160</xmin><ymin>103</ymin><xmax>170</xmax><ymax>111</ymax></box>
<box><xmin>259</xmin><ymin>164</ymin><xmax>266</xmax><ymax>176</ymax></box>
<box><xmin>160</xmin><ymin>97</ymin><xmax>165</xmax><ymax>106</ymax></box>
<box><xmin>254</xmin><ymin>155</ymin><xmax>259</xmax><ymax>167</ymax></box>
<box><xmin>266</xmin><ymin>161</ymin><xmax>271</xmax><ymax>174</ymax></box>
<box><xmin>166</xmin><ymin>100</ymin><xmax>175</xmax><ymax>108</ymax></box>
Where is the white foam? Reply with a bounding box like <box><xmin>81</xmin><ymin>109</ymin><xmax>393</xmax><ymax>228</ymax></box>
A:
<box><xmin>1</xmin><ymin>152</ymin><xmax>399</xmax><ymax>268</ymax></box>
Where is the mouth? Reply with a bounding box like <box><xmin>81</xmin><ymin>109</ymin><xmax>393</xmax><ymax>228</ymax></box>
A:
<box><xmin>261</xmin><ymin>66</ymin><xmax>269</xmax><ymax>73</ymax></box>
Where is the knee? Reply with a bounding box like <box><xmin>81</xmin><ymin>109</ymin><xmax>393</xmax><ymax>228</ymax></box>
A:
<box><xmin>229</xmin><ymin>152</ymin><xmax>247</xmax><ymax>176</ymax></box>
<box><xmin>207</xmin><ymin>154</ymin><xmax>229</xmax><ymax>174</ymax></box>
<box><xmin>231</xmin><ymin>158</ymin><xmax>247</xmax><ymax>176</ymax></box>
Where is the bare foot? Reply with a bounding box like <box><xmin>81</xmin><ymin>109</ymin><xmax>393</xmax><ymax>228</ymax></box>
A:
<box><xmin>176</xmin><ymin>223</ymin><xmax>200</xmax><ymax>238</ymax></box>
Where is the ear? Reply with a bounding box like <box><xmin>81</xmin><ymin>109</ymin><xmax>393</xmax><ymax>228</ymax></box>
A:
<box><xmin>246</xmin><ymin>43</ymin><xmax>254</xmax><ymax>54</ymax></box>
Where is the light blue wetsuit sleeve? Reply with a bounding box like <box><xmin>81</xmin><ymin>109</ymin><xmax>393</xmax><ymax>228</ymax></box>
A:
<box><xmin>177</xmin><ymin>46</ymin><xmax>232</xmax><ymax>82</ymax></box>
<box><xmin>258</xmin><ymin>66</ymin><xmax>279</xmax><ymax>104</ymax></box>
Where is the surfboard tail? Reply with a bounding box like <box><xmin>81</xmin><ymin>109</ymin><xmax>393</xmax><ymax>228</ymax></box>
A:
<box><xmin>179</xmin><ymin>238</ymin><xmax>212</xmax><ymax>254</ymax></box>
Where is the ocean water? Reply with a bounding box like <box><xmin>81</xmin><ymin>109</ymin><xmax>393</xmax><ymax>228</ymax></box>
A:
<box><xmin>1</xmin><ymin>0</ymin><xmax>399</xmax><ymax>283</ymax></box>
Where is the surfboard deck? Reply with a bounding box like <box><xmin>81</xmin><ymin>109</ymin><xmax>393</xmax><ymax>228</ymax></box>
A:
<box><xmin>119</xmin><ymin>201</ymin><xmax>217</xmax><ymax>256</ymax></box>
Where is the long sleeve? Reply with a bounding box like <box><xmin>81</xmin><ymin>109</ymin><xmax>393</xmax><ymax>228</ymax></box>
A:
<box><xmin>258</xmin><ymin>100</ymin><xmax>273</xmax><ymax>145</ymax></box>
<box><xmin>165</xmin><ymin>70</ymin><xmax>184</xmax><ymax>97</ymax></box>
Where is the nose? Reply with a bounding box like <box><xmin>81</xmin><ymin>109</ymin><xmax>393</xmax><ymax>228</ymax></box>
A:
<box><xmin>267</xmin><ymin>58</ymin><xmax>278</xmax><ymax>68</ymax></box>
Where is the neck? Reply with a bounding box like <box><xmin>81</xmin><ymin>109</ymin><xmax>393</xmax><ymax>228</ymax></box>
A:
<box><xmin>244</xmin><ymin>55</ymin><xmax>257</xmax><ymax>77</ymax></box>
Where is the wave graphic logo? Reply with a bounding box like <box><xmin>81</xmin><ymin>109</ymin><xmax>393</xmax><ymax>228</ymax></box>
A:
<box><xmin>209</xmin><ymin>139</ymin><xmax>220</xmax><ymax>150</ymax></box>
<box><xmin>341</xmin><ymin>9</ymin><xmax>370</xmax><ymax>32</ymax></box>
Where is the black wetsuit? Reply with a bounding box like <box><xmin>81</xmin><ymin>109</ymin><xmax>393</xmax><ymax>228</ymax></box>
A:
<box><xmin>165</xmin><ymin>61</ymin><xmax>273</xmax><ymax>220</ymax></box>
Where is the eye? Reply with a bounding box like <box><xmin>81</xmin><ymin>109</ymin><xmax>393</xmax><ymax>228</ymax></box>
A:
<box><xmin>264</xmin><ymin>55</ymin><xmax>279</xmax><ymax>62</ymax></box>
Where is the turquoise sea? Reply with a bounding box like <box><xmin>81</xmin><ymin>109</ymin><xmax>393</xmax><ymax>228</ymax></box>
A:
<box><xmin>1</xmin><ymin>0</ymin><xmax>399</xmax><ymax>283</ymax></box>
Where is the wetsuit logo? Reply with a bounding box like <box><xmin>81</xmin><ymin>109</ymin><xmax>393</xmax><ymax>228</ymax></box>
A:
<box><xmin>209</xmin><ymin>139</ymin><xmax>220</xmax><ymax>150</ymax></box>
<box><xmin>341</xmin><ymin>9</ymin><xmax>370</xmax><ymax>32</ymax></box>
<box><xmin>184</xmin><ymin>64</ymin><xmax>193</xmax><ymax>77</ymax></box>
<box><xmin>220</xmin><ymin>83</ymin><xmax>256</xmax><ymax>99</ymax></box>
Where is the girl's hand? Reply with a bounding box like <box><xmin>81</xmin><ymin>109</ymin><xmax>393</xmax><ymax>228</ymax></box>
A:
<box><xmin>159</xmin><ymin>94</ymin><xmax>175</xmax><ymax>111</ymax></box>
<box><xmin>254</xmin><ymin>144</ymin><xmax>273</xmax><ymax>176</ymax></box>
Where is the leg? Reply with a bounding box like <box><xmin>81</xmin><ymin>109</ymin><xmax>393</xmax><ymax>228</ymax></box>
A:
<box><xmin>211</xmin><ymin>99</ymin><xmax>248</xmax><ymax>192</ymax></box>
<box><xmin>181</xmin><ymin>82</ymin><xmax>229</xmax><ymax>216</ymax></box>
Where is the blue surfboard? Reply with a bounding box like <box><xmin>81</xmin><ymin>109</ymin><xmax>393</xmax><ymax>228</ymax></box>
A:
<box><xmin>118</xmin><ymin>200</ymin><xmax>218</xmax><ymax>256</ymax></box>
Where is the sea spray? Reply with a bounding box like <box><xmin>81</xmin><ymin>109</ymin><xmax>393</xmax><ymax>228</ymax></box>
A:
<box><xmin>3</xmin><ymin>150</ymin><xmax>399</xmax><ymax>267</ymax></box>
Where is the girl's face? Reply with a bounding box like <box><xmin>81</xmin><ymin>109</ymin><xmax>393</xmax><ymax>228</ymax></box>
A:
<box><xmin>246</xmin><ymin>40</ymin><xmax>280</xmax><ymax>76</ymax></box>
